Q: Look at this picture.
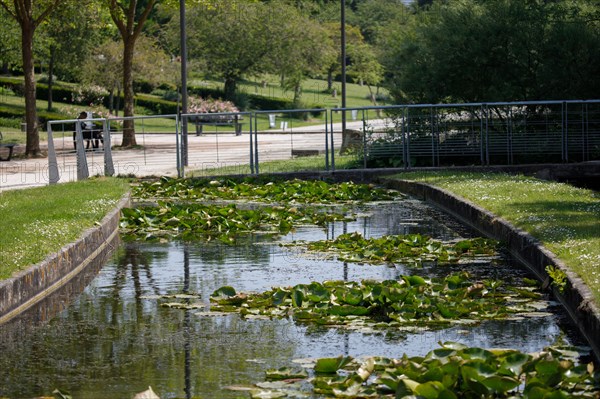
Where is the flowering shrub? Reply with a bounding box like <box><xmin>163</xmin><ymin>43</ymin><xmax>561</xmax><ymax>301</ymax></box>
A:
<box><xmin>72</xmin><ymin>85</ymin><xmax>109</xmax><ymax>107</ymax></box>
<box><xmin>188</xmin><ymin>96</ymin><xmax>239</xmax><ymax>115</ymax></box>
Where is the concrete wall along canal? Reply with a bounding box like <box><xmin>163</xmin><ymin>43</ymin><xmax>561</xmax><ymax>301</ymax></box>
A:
<box><xmin>0</xmin><ymin>194</ymin><xmax>131</xmax><ymax>325</ymax></box>
<box><xmin>385</xmin><ymin>178</ymin><xmax>600</xmax><ymax>362</ymax></box>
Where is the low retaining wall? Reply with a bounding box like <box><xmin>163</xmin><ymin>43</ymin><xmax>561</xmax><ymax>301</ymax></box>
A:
<box><xmin>385</xmin><ymin>179</ymin><xmax>600</xmax><ymax>361</ymax></box>
<box><xmin>0</xmin><ymin>193</ymin><xmax>131</xmax><ymax>325</ymax></box>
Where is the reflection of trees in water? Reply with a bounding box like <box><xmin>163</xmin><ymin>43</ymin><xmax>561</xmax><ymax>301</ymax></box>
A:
<box><xmin>0</xmin><ymin>241</ymin><xmax>298</xmax><ymax>399</ymax></box>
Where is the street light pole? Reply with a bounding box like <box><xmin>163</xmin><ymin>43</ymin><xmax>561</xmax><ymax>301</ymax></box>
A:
<box><xmin>180</xmin><ymin>0</ymin><xmax>189</xmax><ymax>166</ymax></box>
<box><xmin>341</xmin><ymin>0</ymin><xmax>347</xmax><ymax>134</ymax></box>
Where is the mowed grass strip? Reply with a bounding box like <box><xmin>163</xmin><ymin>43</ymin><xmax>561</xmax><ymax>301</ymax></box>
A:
<box><xmin>188</xmin><ymin>154</ymin><xmax>360</xmax><ymax>177</ymax></box>
<box><xmin>393</xmin><ymin>171</ymin><xmax>600</xmax><ymax>304</ymax></box>
<box><xmin>0</xmin><ymin>178</ymin><xmax>130</xmax><ymax>280</ymax></box>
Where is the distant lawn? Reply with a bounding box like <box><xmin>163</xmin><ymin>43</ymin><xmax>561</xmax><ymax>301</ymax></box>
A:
<box><xmin>189</xmin><ymin>154</ymin><xmax>361</xmax><ymax>177</ymax></box>
<box><xmin>0</xmin><ymin>178</ymin><xmax>130</xmax><ymax>280</ymax></box>
<box><xmin>392</xmin><ymin>171</ymin><xmax>600</xmax><ymax>304</ymax></box>
<box><xmin>191</xmin><ymin>75</ymin><xmax>386</xmax><ymax>109</ymax></box>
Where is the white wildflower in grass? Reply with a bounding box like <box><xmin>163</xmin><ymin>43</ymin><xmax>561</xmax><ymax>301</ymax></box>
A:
<box><xmin>80</xmin><ymin>197</ymin><xmax>119</xmax><ymax>217</ymax></box>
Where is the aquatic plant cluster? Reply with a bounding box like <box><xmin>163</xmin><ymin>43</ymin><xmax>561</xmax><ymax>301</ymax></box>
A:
<box><xmin>122</xmin><ymin>178</ymin><xmax>400</xmax><ymax>242</ymax></box>
<box><xmin>297</xmin><ymin>232</ymin><xmax>499</xmax><ymax>266</ymax></box>
<box><xmin>253</xmin><ymin>343</ymin><xmax>600</xmax><ymax>398</ymax></box>
<box><xmin>132</xmin><ymin>176</ymin><xmax>402</xmax><ymax>204</ymax></box>
<box><xmin>210</xmin><ymin>272</ymin><xmax>543</xmax><ymax>330</ymax></box>
<box><xmin>120</xmin><ymin>202</ymin><xmax>354</xmax><ymax>242</ymax></box>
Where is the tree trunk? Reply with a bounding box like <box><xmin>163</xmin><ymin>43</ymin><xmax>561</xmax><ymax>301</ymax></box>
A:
<box><xmin>21</xmin><ymin>23</ymin><xmax>41</xmax><ymax>157</ymax></box>
<box><xmin>47</xmin><ymin>47</ymin><xmax>55</xmax><ymax>111</ymax></box>
<box><xmin>224</xmin><ymin>76</ymin><xmax>237</xmax><ymax>102</ymax></box>
<box><xmin>121</xmin><ymin>36</ymin><xmax>136</xmax><ymax>147</ymax></box>
<box><xmin>116</xmin><ymin>87</ymin><xmax>121</xmax><ymax>117</ymax></box>
<box><xmin>327</xmin><ymin>68</ymin><xmax>333</xmax><ymax>91</ymax></box>
<box><xmin>293</xmin><ymin>81</ymin><xmax>302</xmax><ymax>108</ymax></box>
<box><xmin>108</xmin><ymin>88</ymin><xmax>114</xmax><ymax>114</ymax></box>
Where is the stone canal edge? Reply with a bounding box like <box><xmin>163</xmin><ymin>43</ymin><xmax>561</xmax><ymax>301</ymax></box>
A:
<box><xmin>0</xmin><ymin>193</ymin><xmax>131</xmax><ymax>326</ymax></box>
<box><xmin>384</xmin><ymin>178</ymin><xmax>600</xmax><ymax>362</ymax></box>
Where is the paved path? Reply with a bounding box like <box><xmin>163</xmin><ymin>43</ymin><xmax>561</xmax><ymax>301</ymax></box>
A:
<box><xmin>0</xmin><ymin>131</ymin><xmax>344</xmax><ymax>191</ymax></box>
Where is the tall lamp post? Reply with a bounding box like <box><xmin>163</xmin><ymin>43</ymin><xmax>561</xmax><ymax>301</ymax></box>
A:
<box><xmin>180</xmin><ymin>0</ymin><xmax>189</xmax><ymax>166</ymax></box>
<box><xmin>341</xmin><ymin>0</ymin><xmax>347</xmax><ymax>134</ymax></box>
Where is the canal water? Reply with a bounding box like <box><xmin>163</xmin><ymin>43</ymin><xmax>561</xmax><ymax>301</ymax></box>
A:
<box><xmin>0</xmin><ymin>199</ymin><xmax>584</xmax><ymax>399</ymax></box>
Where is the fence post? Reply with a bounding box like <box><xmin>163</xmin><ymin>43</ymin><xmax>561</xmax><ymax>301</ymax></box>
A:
<box><xmin>47</xmin><ymin>124</ymin><xmax>60</xmax><ymax>184</ymax></box>
<box><xmin>325</xmin><ymin>111</ymin><xmax>330</xmax><ymax>171</ymax></box>
<box><xmin>74</xmin><ymin>121</ymin><xmax>89</xmax><ymax>180</ymax></box>
<box><xmin>330</xmin><ymin>109</ymin><xmax>336</xmax><ymax>172</ymax></box>
<box><xmin>103</xmin><ymin>120</ymin><xmax>115</xmax><ymax>177</ymax></box>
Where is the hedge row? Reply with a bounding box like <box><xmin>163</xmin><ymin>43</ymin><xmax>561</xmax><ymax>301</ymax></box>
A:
<box><xmin>1</xmin><ymin>77</ymin><xmax>323</xmax><ymax>118</ymax></box>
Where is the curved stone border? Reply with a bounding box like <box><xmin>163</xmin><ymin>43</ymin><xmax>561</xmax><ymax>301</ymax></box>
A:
<box><xmin>384</xmin><ymin>179</ymin><xmax>600</xmax><ymax>361</ymax></box>
<box><xmin>0</xmin><ymin>193</ymin><xmax>131</xmax><ymax>325</ymax></box>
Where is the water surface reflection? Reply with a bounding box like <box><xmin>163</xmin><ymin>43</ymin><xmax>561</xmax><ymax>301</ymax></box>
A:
<box><xmin>0</xmin><ymin>200</ymin><xmax>582</xmax><ymax>399</ymax></box>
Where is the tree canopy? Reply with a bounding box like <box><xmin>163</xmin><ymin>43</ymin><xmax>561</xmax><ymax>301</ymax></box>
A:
<box><xmin>381</xmin><ymin>0</ymin><xmax>600</xmax><ymax>103</ymax></box>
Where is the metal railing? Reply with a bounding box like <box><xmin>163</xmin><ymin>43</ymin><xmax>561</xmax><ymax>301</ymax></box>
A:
<box><xmin>338</xmin><ymin>100</ymin><xmax>600</xmax><ymax>170</ymax></box>
<box><xmin>46</xmin><ymin>100</ymin><xmax>599</xmax><ymax>183</ymax></box>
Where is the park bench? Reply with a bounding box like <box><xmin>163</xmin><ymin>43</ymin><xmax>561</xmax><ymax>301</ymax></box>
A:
<box><xmin>0</xmin><ymin>132</ymin><xmax>17</xmax><ymax>162</ymax></box>
<box><xmin>193</xmin><ymin>114</ymin><xmax>243</xmax><ymax>136</ymax></box>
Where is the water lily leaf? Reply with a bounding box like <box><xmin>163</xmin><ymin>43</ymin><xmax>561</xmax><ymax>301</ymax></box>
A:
<box><xmin>306</xmin><ymin>282</ymin><xmax>329</xmax><ymax>302</ymax></box>
<box><xmin>414</xmin><ymin>381</ymin><xmax>446</xmax><ymax>399</ymax></box>
<box><xmin>329</xmin><ymin>305</ymin><xmax>370</xmax><ymax>316</ymax></box>
<box><xmin>291</xmin><ymin>288</ymin><xmax>304</xmax><ymax>307</ymax></box>
<box><xmin>375</xmin><ymin>372</ymin><xmax>400</xmax><ymax>391</ymax></box>
<box><xmin>396</xmin><ymin>378</ymin><xmax>420</xmax><ymax>396</ymax></box>
<box><xmin>211</xmin><ymin>286</ymin><xmax>236</xmax><ymax>299</ymax></box>
<box><xmin>428</xmin><ymin>348</ymin><xmax>456</xmax><ymax>360</ymax></box>
<box><xmin>266</xmin><ymin>367</ymin><xmax>308</xmax><ymax>380</ymax></box>
<box><xmin>314</xmin><ymin>356</ymin><xmax>353</xmax><ymax>374</ymax></box>
<box><xmin>481</xmin><ymin>375</ymin><xmax>520</xmax><ymax>394</ymax></box>
<box><xmin>356</xmin><ymin>358</ymin><xmax>375</xmax><ymax>381</ymax></box>
<box><xmin>462</xmin><ymin>347</ymin><xmax>493</xmax><ymax>362</ymax></box>
<box><xmin>441</xmin><ymin>342</ymin><xmax>468</xmax><ymax>351</ymax></box>
<box><xmin>534</xmin><ymin>359</ymin><xmax>562</xmax><ymax>386</ymax></box>
<box><xmin>341</xmin><ymin>287</ymin><xmax>363</xmax><ymax>305</ymax></box>
<box><xmin>499</xmin><ymin>352</ymin><xmax>531</xmax><ymax>376</ymax></box>
<box><xmin>406</xmin><ymin>275</ymin><xmax>428</xmax><ymax>286</ymax></box>
<box><xmin>332</xmin><ymin>382</ymin><xmax>379</xmax><ymax>398</ymax></box>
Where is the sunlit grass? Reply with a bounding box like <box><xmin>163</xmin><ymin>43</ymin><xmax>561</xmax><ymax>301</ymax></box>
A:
<box><xmin>190</xmin><ymin>75</ymin><xmax>386</xmax><ymax>109</ymax></box>
<box><xmin>0</xmin><ymin>177</ymin><xmax>130</xmax><ymax>280</ymax></box>
<box><xmin>188</xmin><ymin>154</ymin><xmax>360</xmax><ymax>177</ymax></box>
<box><xmin>392</xmin><ymin>171</ymin><xmax>600</xmax><ymax>304</ymax></box>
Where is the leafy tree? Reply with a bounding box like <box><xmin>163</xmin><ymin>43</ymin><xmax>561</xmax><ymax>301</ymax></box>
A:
<box><xmin>185</xmin><ymin>1</ymin><xmax>274</xmax><ymax>102</ymax></box>
<box><xmin>105</xmin><ymin>0</ymin><xmax>158</xmax><ymax>147</ymax></box>
<box><xmin>0</xmin><ymin>0</ymin><xmax>64</xmax><ymax>157</ymax></box>
<box><xmin>82</xmin><ymin>35</ymin><xmax>176</xmax><ymax>115</ymax></box>
<box><xmin>347</xmin><ymin>42</ymin><xmax>383</xmax><ymax>105</ymax></box>
<box><xmin>382</xmin><ymin>0</ymin><xmax>600</xmax><ymax>103</ymax></box>
<box><xmin>267</xmin><ymin>6</ymin><xmax>332</xmax><ymax>108</ymax></box>
<box><xmin>0</xmin><ymin>7</ymin><xmax>20</xmax><ymax>74</ymax></box>
<box><xmin>37</xmin><ymin>0</ymin><xmax>111</xmax><ymax>111</ymax></box>
<box><xmin>321</xmin><ymin>22</ymin><xmax>362</xmax><ymax>92</ymax></box>
<box><xmin>349</xmin><ymin>0</ymin><xmax>410</xmax><ymax>44</ymax></box>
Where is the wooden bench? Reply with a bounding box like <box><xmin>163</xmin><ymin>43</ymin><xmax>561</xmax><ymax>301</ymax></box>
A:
<box><xmin>0</xmin><ymin>132</ymin><xmax>17</xmax><ymax>162</ymax></box>
<box><xmin>193</xmin><ymin>115</ymin><xmax>243</xmax><ymax>136</ymax></box>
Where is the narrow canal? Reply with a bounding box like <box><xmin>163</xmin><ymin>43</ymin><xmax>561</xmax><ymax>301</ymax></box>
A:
<box><xmin>0</xmin><ymin>197</ymin><xmax>586</xmax><ymax>398</ymax></box>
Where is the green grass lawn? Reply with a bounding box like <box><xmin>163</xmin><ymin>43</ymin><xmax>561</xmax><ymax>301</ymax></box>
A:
<box><xmin>188</xmin><ymin>154</ymin><xmax>360</xmax><ymax>177</ymax></box>
<box><xmin>391</xmin><ymin>171</ymin><xmax>600</xmax><ymax>304</ymax></box>
<box><xmin>0</xmin><ymin>177</ymin><xmax>130</xmax><ymax>280</ymax></box>
<box><xmin>190</xmin><ymin>75</ymin><xmax>386</xmax><ymax>109</ymax></box>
